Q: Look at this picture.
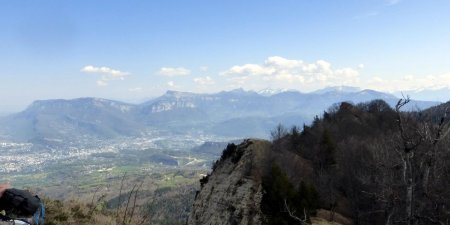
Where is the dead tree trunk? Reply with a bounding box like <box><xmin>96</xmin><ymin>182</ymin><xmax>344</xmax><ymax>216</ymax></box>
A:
<box><xmin>395</xmin><ymin>98</ymin><xmax>419</xmax><ymax>225</ymax></box>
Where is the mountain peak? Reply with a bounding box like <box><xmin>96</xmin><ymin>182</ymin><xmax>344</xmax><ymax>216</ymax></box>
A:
<box><xmin>357</xmin><ymin>89</ymin><xmax>396</xmax><ymax>98</ymax></box>
<box><xmin>219</xmin><ymin>88</ymin><xmax>258</xmax><ymax>96</ymax></box>
<box><xmin>163</xmin><ymin>90</ymin><xmax>199</xmax><ymax>98</ymax></box>
<box><xmin>257</xmin><ymin>88</ymin><xmax>292</xmax><ymax>96</ymax></box>
<box><xmin>25</xmin><ymin>97</ymin><xmax>133</xmax><ymax>113</ymax></box>
<box><xmin>312</xmin><ymin>86</ymin><xmax>361</xmax><ymax>94</ymax></box>
<box><xmin>229</xmin><ymin>88</ymin><xmax>247</xmax><ymax>93</ymax></box>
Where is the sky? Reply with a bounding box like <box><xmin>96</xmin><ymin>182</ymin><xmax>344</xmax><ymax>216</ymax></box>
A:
<box><xmin>1</xmin><ymin>0</ymin><xmax>450</xmax><ymax>112</ymax></box>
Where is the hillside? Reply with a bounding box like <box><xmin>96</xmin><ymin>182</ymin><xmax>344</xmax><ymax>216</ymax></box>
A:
<box><xmin>0</xmin><ymin>89</ymin><xmax>439</xmax><ymax>145</ymax></box>
<box><xmin>188</xmin><ymin>139</ymin><xmax>351</xmax><ymax>225</ymax></box>
<box><xmin>0</xmin><ymin>98</ymin><xmax>142</xmax><ymax>144</ymax></box>
<box><xmin>188</xmin><ymin>99</ymin><xmax>450</xmax><ymax>225</ymax></box>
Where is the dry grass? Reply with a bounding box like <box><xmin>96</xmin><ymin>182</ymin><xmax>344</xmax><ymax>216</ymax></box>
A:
<box><xmin>314</xmin><ymin>209</ymin><xmax>353</xmax><ymax>225</ymax></box>
<box><xmin>43</xmin><ymin>194</ymin><xmax>149</xmax><ymax>225</ymax></box>
<box><xmin>311</xmin><ymin>217</ymin><xmax>343</xmax><ymax>225</ymax></box>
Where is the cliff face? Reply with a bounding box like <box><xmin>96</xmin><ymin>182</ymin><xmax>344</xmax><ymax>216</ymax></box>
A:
<box><xmin>188</xmin><ymin>139</ymin><xmax>271</xmax><ymax>225</ymax></box>
<box><xmin>187</xmin><ymin>138</ymin><xmax>351</xmax><ymax>225</ymax></box>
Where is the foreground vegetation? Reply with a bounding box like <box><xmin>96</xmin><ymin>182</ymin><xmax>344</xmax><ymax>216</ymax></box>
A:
<box><xmin>270</xmin><ymin>99</ymin><xmax>450</xmax><ymax>225</ymax></box>
<box><xmin>36</xmin><ymin>169</ymin><xmax>201</xmax><ymax>225</ymax></box>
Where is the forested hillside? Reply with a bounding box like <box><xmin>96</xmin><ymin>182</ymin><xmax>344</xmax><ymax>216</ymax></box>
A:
<box><xmin>188</xmin><ymin>99</ymin><xmax>450</xmax><ymax>225</ymax></box>
<box><xmin>271</xmin><ymin>99</ymin><xmax>450</xmax><ymax>225</ymax></box>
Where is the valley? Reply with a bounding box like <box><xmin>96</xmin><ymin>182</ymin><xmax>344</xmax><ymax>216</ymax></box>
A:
<box><xmin>0</xmin><ymin>133</ymin><xmax>233</xmax><ymax>196</ymax></box>
<box><xmin>0</xmin><ymin>88</ymin><xmax>446</xmax><ymax>224</ymax></box>
<box><xmin>0</xmin><ymin>87</ymin><xmax>441</xmax><ymax>196</ymax></box>
<box><xmin>2</xmin><ymin>2</ymin><xmax>449</xmax><ymax>224</ymax></box>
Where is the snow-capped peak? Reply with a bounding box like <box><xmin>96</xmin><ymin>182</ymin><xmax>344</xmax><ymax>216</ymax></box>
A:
<box><xmin>257</xmin><ymin>88</ymin><xmax>289</xmax><ymax>96</ymax></box>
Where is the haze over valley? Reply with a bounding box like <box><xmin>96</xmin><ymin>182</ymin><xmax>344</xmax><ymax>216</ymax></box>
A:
<box><xmin>2</xmin><ymin>1</ymin><xmax>450</xmax><ymax>224</ymax></box>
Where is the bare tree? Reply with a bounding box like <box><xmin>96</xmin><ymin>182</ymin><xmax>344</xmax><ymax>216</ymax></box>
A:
<box><xmin>394</xmin><ymin>97</ymin><xmax>450</xmax><ymax>225</ymax></box>
<box><xmin>283</xmin><ymin>199</ymin><xmax>309</xmax><ymax>225</ymax></box>
<box><xmin>395</xmin><ymin>97</ymin><xmax>419</xmax><ymax>225</ymax></box>
<box><xmin>271</xmin><ymin>123</ymin><xmax>288</xmax><ymax>141</ymax></box>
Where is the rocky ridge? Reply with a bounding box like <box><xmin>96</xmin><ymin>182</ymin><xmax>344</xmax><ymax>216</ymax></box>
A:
<box><xmin>188</xmin><ymin>139</ymin><xmax>271</xmax><ymax>225</ymax></box>
<box><xmin>187</xmin><ymin>139</ymin><xmax>350</xmax><ymax>225</ymax></box>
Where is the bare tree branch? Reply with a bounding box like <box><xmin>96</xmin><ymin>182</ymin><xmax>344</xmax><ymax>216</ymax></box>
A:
<box><xmin>116</xmin><ymin>172</ymin><xmax>127</xmax><ymax>221</ymax></box>
<box><xmin>283</xmin><ymin>199</ymin><xmax>309</xmax><ymax>225</ymax></box>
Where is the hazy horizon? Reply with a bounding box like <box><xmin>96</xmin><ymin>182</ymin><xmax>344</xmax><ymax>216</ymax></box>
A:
<box><xmin>2</xmin><ymin>0</ymin><xmax>450</xmax><ymax>111</ymax></box>
<box><xmin>1</xmin><ymin>85</ymin><xmax>448</xmax><ymax>115</ymax></box>
<box><xmin>0</xmin><ymin>86</ymin><xmax>370</xmax><ymax>114</ymax></box>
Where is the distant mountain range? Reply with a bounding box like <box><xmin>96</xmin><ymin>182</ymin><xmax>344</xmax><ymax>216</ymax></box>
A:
<box><xmin>0</xmin><ymin>87</ymin><xmax>441</xmax><ymax>144</ymax></box>
<box><xmin>395</xmin><ymin>87</ymin><xmax>450</xmax><ymax>102</ymax></box>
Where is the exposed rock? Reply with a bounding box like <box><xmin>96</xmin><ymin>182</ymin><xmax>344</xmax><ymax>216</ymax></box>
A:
<box><xmin>188</xmin><ymin>139</ymin><xmax>353</xmax><ymax>225</ymax></box>
<box><xmin>188</xmin><ymin>139</ymin><xmax>271</xmax><ymax>225</ymax></box>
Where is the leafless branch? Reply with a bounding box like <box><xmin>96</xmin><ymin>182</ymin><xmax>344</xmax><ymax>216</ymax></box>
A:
<box><xmin>122</xmin><ymin>183</ymin><xmax>137</xmax><ymax>225</ymax></box>
<box><xmin>283</xmin><ymin>199</ymin><xmax>309</xmax><ymax>225</ymax></box>
<box><xmin>116</xmin><ymin>172</ymin><xmax>127</xmax><ymax>220</ymax></box>
<box><xmin>128</xmin><ymin>179</ymin><xmax>145</xmax><ymax>225</ymax></box>
<box><xmin>89</xmin><ymin>186</ymin><xmax>101</xmax><ymax>216</ymax></box>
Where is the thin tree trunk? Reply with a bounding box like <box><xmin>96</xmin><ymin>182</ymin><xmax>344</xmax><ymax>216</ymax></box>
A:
<box><xmin>386</xmin><ymin>209</ymin><xmax>394</xmax><ymax>225</ymax></box>
<box><xmin>405</xmin><ymin>152</ymin><xmax>414</xmax><ymax>225</ymax></box>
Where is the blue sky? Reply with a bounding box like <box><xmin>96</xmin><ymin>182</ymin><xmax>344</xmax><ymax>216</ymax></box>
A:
<box><xmin>1</xmin><ymin>0</ymin><xmax>450</xmax><ymax>111</ymax></box>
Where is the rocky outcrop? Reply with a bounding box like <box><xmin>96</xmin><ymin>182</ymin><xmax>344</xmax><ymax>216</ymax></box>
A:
<box><xmin>187</xmin><ymin>139</ymin><xmax>271</xmax><ymax>225</ymax></box>
<box><xmin>187</xmin><ymin>139</ymin><xmax>352</xmax><ymax>225</ymax></box>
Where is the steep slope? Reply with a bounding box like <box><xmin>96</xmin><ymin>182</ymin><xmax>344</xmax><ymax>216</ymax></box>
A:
<box><xmin>0</xmin><ymin>98</ymin><xmax>142</xmax><ymax>143</ymax></box>
<box><xmin>188</xmin><ymin>140</ymin><xmax>271</xmax><ymax>225</ymax></box>
<box><xmin>188</xmin><ymin>139</ymin><xmax>348</xmax><ymax>225</ymax></box>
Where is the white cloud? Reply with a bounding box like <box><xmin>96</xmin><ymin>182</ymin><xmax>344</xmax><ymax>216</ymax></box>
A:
<box><xmin>158</xmin><ymin>67</ymin><xmax>191</xmax><ymax>77</ymax></box>
<box><xmin>222</xmin><ymin>56</ymin><xmax>361</xmax><ymax>91</ymax></box>
<box><xmin>81</xmin><ymin>65</ymin><xmax>129</xmax><ymax>77</ymax></box>
<box><xmin>223</xmin><ymin>64</ymin><xmax>274</xmax><ymax>76</ymax></box>
<box><xmin>194</xmin><ymin>76</ymin><xmax>215</xmax><ymax>86</ymax></box>
<box><xmin>81</xmin><ymin>65</ymin><xmax>129</xmax><ymax>86</ymax></box>
<box><xmin>222</xmin><ymin>56</ymin><xmax>450</xmax><ymax>92</ymax></box>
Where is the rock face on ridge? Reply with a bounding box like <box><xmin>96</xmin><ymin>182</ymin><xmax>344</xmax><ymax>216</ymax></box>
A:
<box><xmin>187</xmin><ymin>139</ymin><xmax>351</xmax><ymax>225</ymax></box>
<box><xmin>187</xmin><ymin>139</ymin><xmax>272</xmax><ymax>225</ymax></box>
